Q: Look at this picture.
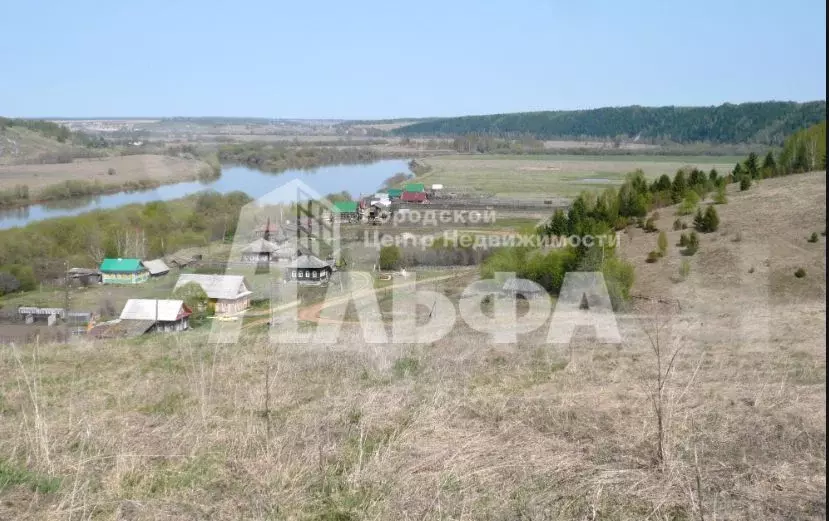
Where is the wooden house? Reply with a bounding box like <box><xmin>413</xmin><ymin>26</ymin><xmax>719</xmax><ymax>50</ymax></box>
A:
<box><xmin>401</xmin><ymin>191</ymin><xmax>428</xmax><ymax>203</ymax></box>
<box><xmin>99</xmin><ymin>258</ymin><xmax>149</xmax><ymax>285</ymax></box>
<box><xmin>285</xmin><ymin>254</ymin><xmax>333</xmax><ymax>284</ymax></box>
<box><xmin>328</xmin><ymin>201</ymin><xmax>359</xmax><ymax>223</ymax></box>
<box><xmin>241</xmin><ymin>238</ymin><xmax>281</xmax><ymax>263</ymax></box>
<box><xmin>174</xmin><ymin>274</ymin><xmax>252</xmax><ymax>315</ymax></box>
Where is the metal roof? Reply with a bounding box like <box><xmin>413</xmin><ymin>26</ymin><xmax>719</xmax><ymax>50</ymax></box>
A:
<box><xmin>143</xmin><ymin>259</ymin><xmax>171</xmax><ymax>275</ymax></box>
<box><xmin>287</xmin><ymin>254</ymin><xmax>331</xmax><ymax>269</ymax></box>
<box><xmin>174</xmin><ymin>274</ymin><xmax>252</xmax><ymax>300</ymax></box>
<box><xmin>99</xmin><ymin>258</ymin><xmax>144</xmax><ymax>273</ymax></box>
<box><xmin>332</xmin><ymin>201</ymin><xmax>359</xmax><ymax>213</ymax></box>
<box><xmin>502</xmin><ymin>278</ymin><xmax>545</xmax><ymax>294</ymax></box>
<box><xmin>405</xmin><ymin>183</ymin><xmax>425</xmax><ymax>192</ymax></box>
<box><xmin>242</xmin><ymin>238</ymin><xmax>281</xmax><ymax>253</ymax></box>
<box><xmin>120</xmin><ymin>299</ymin><xmax>189</xmax><ymax>321</ymax></box>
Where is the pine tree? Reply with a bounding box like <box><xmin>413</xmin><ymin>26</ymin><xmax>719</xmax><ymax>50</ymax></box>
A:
<box><xmin>547</xmin><ymin>209</ymin><xmax>568</xmax><ymax>236</ymax></box>
<box><xmin>709</xmin><ymin>168</ymin><xmax>719</xmax><ymax>183</ymax></box>
<box><xmin>703</xmin><ymin>205</ymin><xmax>719</xmax><ymax>232</ymax></box>
<box><xmin>762</xmin><ymin>151</ymin><xmax>776</xmax><ymax>175</ymax></box>
<box><xmin>693</xmin><ymin>208</ymin><xmax>705</xmax><ymax>231</ymax></box>
<box><xmin>745</xmin><ymin>152</ymin><xmax>759</xmax><ymax>179</ymax></box>
<box><xmin>740</xmin><ymin>176</ymin><xmax>751</xmax><ymax>191</ymax></box>
<box><xmin>732</xmin><ymin>162</ymin><xmax>744</xmax><ymax>180</ymax></box>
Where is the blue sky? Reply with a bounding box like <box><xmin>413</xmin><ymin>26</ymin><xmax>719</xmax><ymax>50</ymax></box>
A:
<box><xmin>1</xmin><ymin>0</ymin><xmax>825</xmax><ymax>119</ymax></box>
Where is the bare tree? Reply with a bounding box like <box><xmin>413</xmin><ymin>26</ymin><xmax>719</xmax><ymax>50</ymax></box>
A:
<box><xmin>638</xmin><ymin>308</ymin><xmax>684</xmax><ymax>465</ymax></box>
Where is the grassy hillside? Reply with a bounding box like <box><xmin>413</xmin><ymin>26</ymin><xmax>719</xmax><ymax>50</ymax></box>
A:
<box><xmin>0</xmin><ymin>119</ymin><xmax>101</xmax><ymax>165</ymax></box>
<box><xmin>0</xmin><ymin>173</ymin><xmax>825</xmax><ymax>520</ymax></box>
<box><xmin>392</xmin><ymin>101</ymin><xmax>827</xmax><ymax>145</ymax></box>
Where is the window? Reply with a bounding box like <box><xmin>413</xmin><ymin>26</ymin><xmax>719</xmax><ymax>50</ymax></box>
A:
<box><xmin>298</xmin><ymin>271</ymin><xmax>303</xmax><ymax>278</ymax></box>
<box><xmin>313</xmin><ymin>271</ymin><xmax>318</xmax><ymax>278</ymax></box>
<box><xmin>305</xmin><ymin>270</ymin><xmax>310</xmax><ymax>278</ymax></box>
<box><xmin>291</xmin><ymin>270</ymin><xmax>296</xmax><ymax>278</ymax></box>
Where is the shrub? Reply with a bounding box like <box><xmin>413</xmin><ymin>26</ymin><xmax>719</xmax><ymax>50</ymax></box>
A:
<box><xmin>714</xmin><ymin>185</ymin><xmax>728</xmax><ymax>204</ymax></box>
<box><xmin>808</xmin><ymin>232</ymin><xmax>818</xmax><ymax>243</ymax></box>
<box><xmin>795</xmin><ymin>268</ymin><xmax>806</xmax><ymax>278</ymax></box>
<box><xmin>678</xmin><ymin>233</ymin><xmax>689</xmax><ymax>247</ymax></box>
<box><xmin>0</xmin><ymin>272</ymin><xmax>21</xmax><ymax>296</ymax></box>
<box><xmin>676</xmin><ymin>191</ymin><xmax>700</xmax><ymax>216</ymax></box>
<box><xmin>107</xmin><ymin>167</ymin><xmax>116</xmax><ymax>175</ymax></box>
<box><xmin>740</xmin><ymin>176</ymin><xmax>751</xmax><ymax>191</ymax></box>
<box><xmin>682</xmin><ymin>232</ymin><xmax>700</xmax><ymax>256</ymax></box>
<box><xmin>703</xmin><ymin>205</ymin><xmax>719</xmax><ymax>232</ymax></box>
<box><xmin>644</xmin><ymin>217</ymin><xmax>657</xmax><ymax>232</ymax></box>
<box><xmin>679</xmin><ymin>259</ymin><xmax>690</xmax><ymax>280</ymax></box>
<box><xmin>657</xmin><ymin>231</ymin><xmax>668</xmax><ymax>256</ymax></box>
<box><xmin>379</xmin><ymin>245</ymin><xmax>401</xmax><ymax>270</ymax></box>
<box><xmin>672</xmin><ymin>219</ymin><xmax>683</xmax><ymax>231</ymax></box>
<box><xmin>646</xmin><ymin>251</ymin><xmax>660</xmax><ymax>263</ymax></box>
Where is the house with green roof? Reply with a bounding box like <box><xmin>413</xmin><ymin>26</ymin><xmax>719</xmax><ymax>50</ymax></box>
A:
<box><xmin>99</xmin><ymin>258</ymin><xmax>149</xmax><ymax>285</ymax></box>
<box><xmin>327</xmin><ymin>200</ymin><xmax>359</xmax><ymax>223</ymax></box>
<box><xmin>386</xmin><ymin>188</ymin><xmax>403</xmax><ymax>199</ymax></box>
<box><xmin>404</xmin><ymin>183</ymin><xmax>425</xmax><ymax>193</ymax></box>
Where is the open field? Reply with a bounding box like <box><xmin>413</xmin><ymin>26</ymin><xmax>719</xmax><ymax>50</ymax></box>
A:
<box><xmin>0</xmin><ymin>172</ymin><xmax>825</xmax><ymax>520</ymax></box>
<box><xmin>0</xmin><ymin>155</ymin><xmax>213</xmax><ymax>194</ymax></box>
<box><xmin>415</xmin><ymin>155</ymin><xmax>743</xmax><ymax>198</ymax></box>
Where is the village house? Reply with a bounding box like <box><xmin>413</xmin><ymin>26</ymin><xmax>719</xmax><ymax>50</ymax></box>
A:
<box><xmin>119</xmin><ymin>299</ymin><xmax>192</xmax><ymax>333</ymax></box>
<box><xmin>285</xmin><ymin>254</ymin><xmax>333</xmax><ymax>284</ymax></box>
<box><xmin>174</xmin><ymin>274</ymin><xmax>253</xmax><ymax>315</ymax></box>
<box><xmin>327</xmin><ymin>201</ymin><xmax>360</xmax><ymax>223</ymax></box>
<box><xmin>99</xmin><ymin>258</ymin><xmax>149</xmax><ymax>285</ymax></box>
<box><xmin>241</xmin><ymin>238</ymin><xmax>281</xmax><ymax>263</ymax></box>
<box><xmin>386</xmin><ymin>188</ymin><xmax>403</xmax><ymax>200</ymax></box>
<box><xmin>143</xmin><ymin>259</ymin><xmax>171</xmax><ymax>277</ymax></box>
<box><xmin>401</xmin><ymin>191</ymin><xmax>429</xmax><ymax>203</ymax></box>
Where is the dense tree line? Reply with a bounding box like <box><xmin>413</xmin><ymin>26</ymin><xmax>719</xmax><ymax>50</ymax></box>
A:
<box><xmin>728</xmin><ymin>121</ymin><xmax>826</xmax><ymax>187</ymax></box>
<box><xmin>0</xmin><ymin>191</ymin><xmax>251</xmax><ymax>291</ymax></box>
<box><xmin>392</xmin><ymin>101</ymin><xmax>826</xmax><ymax>145</ymax></box>
<box><xmin>0</xmin><ymin>117</ymin><xmax>99</xmax><ymax>147</ymax></box>
<box><xmin>217</xmin><ymin>143</ymin><xmax>399</xmax><ymax>172</ymax></box>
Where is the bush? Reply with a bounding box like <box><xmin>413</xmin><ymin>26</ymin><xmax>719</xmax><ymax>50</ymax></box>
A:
<box><xmin>672</xmin><ymin>219</ymin><xmax>683</xmax><ymax>231</ymax></box>
<box><xmin>694</xmin><ymin>206</ymin><xmax>719</xmax><ymax>233</ymax></box>
<box><xmin>794</xmin><ymin>268</ymin><xmax>806</xmax><ymax>278</ymax></box>
<box><xmin>107</xmin><ymin>167</ymin><xmax>116</xmax><ymax>175</ymax></box>
<box><xmin>657</xmin><ymin>231</ymin><xmax>668</xmax><ymax>255</ymax></box>
<box><xmin>808</xmin><ymin>232</ymin><xmax>818</xmax><ymax>243</ymax></box>
<box><xmin>682</xmin><ymin>232</ymin><xmax>700</xmax><ymax>256</ymax></box>
<box><xmin>678</xmin><ymin>259</ymin><xmax>690</xmax><ymax>280</ymax></box>
<box><xmin>678</xmin><ymin>233</ymin><xmax>689</xmax><ymax>247</ymax></box>
<box><xmin>172</xmin><ymin>281</ymin><xmax>211</xmax><ymax>324</ymax></box>
<box><xmin>644</xmin><ymin>217</ymin><xmax>657</xmax><ymax>232</ymax></box>
<box><xmin>740</xmin><ymin>176</ymin><xmax>751</xmax><ymax>191</ymax></box>
<box><xmin>714</xmin><ymin>185</ymin><xmax>728</xmax><ymax>204</ymax></box>
<box><xmin>0</xmin><ymin>272</ymin><xmax>21</xmax><ymax>296</ymax></box>
<box><xmin>379</xmin><ymin>245</ymin><xmax>401</xmax><ymax>270</ymax></box>
<box><xmin>646</xmin><ymin>251</ymin><xmax>660</xmax><ymax>263</ymax></box>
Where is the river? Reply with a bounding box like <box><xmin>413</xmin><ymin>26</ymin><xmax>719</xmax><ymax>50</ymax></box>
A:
<box><xmin>0</xmin><ymin>159</ymin><xmax>411</xmax><ymax>229</ymax></box>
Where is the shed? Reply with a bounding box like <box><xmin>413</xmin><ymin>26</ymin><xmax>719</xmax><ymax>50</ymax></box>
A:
<box><xmin>143</xmin><ymin>259</ymin><xmax>171</xmax><ymax>276</ymax></box>
<box><xmin>119</xmin><ymin>299</ymin><xmax>192</xmax><ymax>333</ymax></box>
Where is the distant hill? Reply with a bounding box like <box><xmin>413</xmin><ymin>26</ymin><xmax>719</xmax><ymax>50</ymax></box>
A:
<box><xmin>391</xmin><ymin>101</ymin><xmax>827</xmax><ymax>145</ymax></box>
<box><xmin>0</xmin><ymin>118</ymin><xmax>101</xmax><ymax>165</ymax></box>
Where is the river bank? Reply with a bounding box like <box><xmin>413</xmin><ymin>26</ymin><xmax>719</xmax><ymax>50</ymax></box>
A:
<box><xmin>0</xmin><ymin>154</ymin><xmax>219</xmax><ymax>209</ymax></box>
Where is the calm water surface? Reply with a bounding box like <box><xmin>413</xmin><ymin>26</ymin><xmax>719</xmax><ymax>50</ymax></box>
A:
<box><xmin>0</xmin><ymin>160</ymin><xmax>410</xmax><ymax>229</ymax></box>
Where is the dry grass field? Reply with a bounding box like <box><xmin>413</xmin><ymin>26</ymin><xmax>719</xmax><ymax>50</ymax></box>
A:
<box><xmin>0</xmin><ymin>155</ymin><xmax>213</xmax><ymax>194</ymax></box>
<box><xmin>0</xmin><ymin>173</ymin><xmax>824</xmax><ymax>520</ymax></box>
<box><xmin>416</xmin><ymin>155</ymin><xmax>743</xmax><ymax>199</ymax></box>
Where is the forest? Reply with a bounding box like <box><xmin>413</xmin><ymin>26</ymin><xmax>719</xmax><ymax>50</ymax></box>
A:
<box><xmin>391</xmin><ymin>101</ymin><xmax>827</xmax><ymax>145</ymax></box>
<box><xmin>0</xmin><ymin>191</ymin><xmax>251</xmax><ymax>292</ymax></box>
<box><xmin>217</xmin><ymin>143</ymin><xmax>398</xmax><ymax>172</ymax></box>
